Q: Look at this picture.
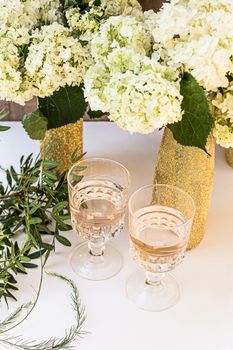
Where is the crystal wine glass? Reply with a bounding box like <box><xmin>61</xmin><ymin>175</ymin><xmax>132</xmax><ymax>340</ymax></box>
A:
<box><xmin>127</xmin><ymin>184</ymin><xmax>195</xmax><ymax>311</ymax></box>
<box><xmin>68</xmin><ymin>158</ymin><xmax>130</xmax><ymax>280</ymax></box>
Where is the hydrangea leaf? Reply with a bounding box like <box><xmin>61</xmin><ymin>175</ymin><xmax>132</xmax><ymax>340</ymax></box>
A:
<box><xmin>38</xmin><ymin>85</ymin><xmax>87</xmax><ymax>130</ymax></box>
<box><xmin>22</xmin><ymin>110</ymin><xmax>48</xmax><ymax>140</ymax></box>
<box><xmin>168</xmin><ymin>73</ymin><xmax>214</xmax><ymax>152</ymax></box>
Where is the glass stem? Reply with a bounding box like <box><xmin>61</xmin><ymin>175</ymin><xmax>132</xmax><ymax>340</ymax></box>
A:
<box><xmin>88</xmin><ymin>236</ymin><xmax>105</xmax><ymax>257</ymax></box>
<box><xmin>145</xmin><ymin>271</ymin><xmax>165</xmax><ymax>286</ymax></box>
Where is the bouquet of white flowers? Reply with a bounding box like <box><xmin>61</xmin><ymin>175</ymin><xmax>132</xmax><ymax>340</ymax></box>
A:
<box><xmin>144</xmin><ymin>0</ymin><xmax>233</xmax><ymax>148</ymax></box>
<box><xmin>84</xmin><ymin>11</ymin><xmax>214</xmax><ymax>151</ymax></box>
<box><xmin>0</xmin><ymin>0</ymin><xmax>141</xmax><ymax>138</ymax></box>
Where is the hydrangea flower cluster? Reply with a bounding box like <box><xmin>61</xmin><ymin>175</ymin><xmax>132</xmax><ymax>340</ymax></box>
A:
<box><xmin>65</xmin><ymin>0</ymin><xmax>142</xmax><ymax>41</ymax></box>
<box><xmin>0</xmin><ymin>0</ymin><xmax>65</xmax><ymax>104</ymax></box>
<box><xmin>24</xmin><ymin>23</ymin><xmax>92</xmax><ymax>99</ymax></box>
<box><xmin>212</xmin><ymin>85</ymin><xmax>233</xmax><ymax>148</ymax></box>
<box><xmin>0</xmin><ymin>0</ymin><xmax>61</xmax><ymax>45</ymax></box>
<box><xmin>66</xmin><ymin>1</ymin><xmax>104</xmax><ymax>42</ymax></box>
<box><xmin>0</xmin><ymin>0</ymin><xmax>61</xmax><ymax>104</ymax></box>
<box><xmin>146</xmin><ymin>0</ymin><xmax>233</xmax><ymax>92</ymax></box>
<box><xmin>84</xmin><ymin>15</ymin><xmax>183</xmax><ymax>134</ymax></box>
<box><xmin>0</xmin><ymin>0</ymin><xmax>143</xmax><ymax>105</ymax></box>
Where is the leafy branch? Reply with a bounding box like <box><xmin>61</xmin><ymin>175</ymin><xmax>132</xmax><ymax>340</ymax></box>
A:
<box><xmin>0</xmin><ymin>153</ymin><xmax>83</xmax><ymax>304</ymax></box>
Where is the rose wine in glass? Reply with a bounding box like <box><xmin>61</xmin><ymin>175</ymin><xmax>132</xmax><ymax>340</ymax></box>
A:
<box><xmin>127</xmin><ymin>185</ymin><xmax>195</xmax><ymax>311</ymax></box>
<box><xmin>68</xmin><ymin>158</ymin><xmax>130</xmax><ymax>280</ymax></box>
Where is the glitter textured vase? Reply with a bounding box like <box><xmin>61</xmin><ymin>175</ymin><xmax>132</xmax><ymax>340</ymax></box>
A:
<box><xmin>225</xmin><ymin>148</ymin><xmax>233</xmax><ymax>168</ymax></box>
<box><xmin>41</xmin><ymin>119</ymin><xmax>83</xmax><ymax>174</ymax></box>
<box><xmin>154</xmin><ymin>128</ymin><xmax>215</xmax><ymax>249</ymax></box>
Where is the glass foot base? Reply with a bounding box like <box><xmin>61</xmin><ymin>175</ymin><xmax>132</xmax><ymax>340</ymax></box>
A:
<box><xmin>70</xmin><ymin>243</ymin><xmax>123</xmax><ymax>281</ymax></box>
<box><xmin>126</xmin><ymin>270</ymin><xmax>180</xmax><ymax>312</ymax></box>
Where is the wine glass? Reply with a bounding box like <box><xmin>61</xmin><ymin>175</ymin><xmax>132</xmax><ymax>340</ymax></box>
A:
<box><xmin>68</xmin><ymin>158</ymin><xmax>130</xmax><ymax>280</ymax></box>
<box><xmin>127</xmin><ymin>184</ymin><xmax>195</xmax><ymax>311</ymax></box>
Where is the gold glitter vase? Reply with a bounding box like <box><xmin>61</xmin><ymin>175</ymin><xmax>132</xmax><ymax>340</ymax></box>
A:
<box><xmin>225</xmin><ymin>148</ymin><xmax>233</xmax><ymax>168</ymax></box>
<box><xmin>41</xmin><ymin>119</ymin><xmax>83</xmax><ymax>174</ymax></box>
<box><xmin>154</xmin><ymin>128</ymin><xmax>215</xmax><ymax>250</ymax></box>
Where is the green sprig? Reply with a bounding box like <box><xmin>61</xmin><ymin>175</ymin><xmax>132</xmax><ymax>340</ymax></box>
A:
<box><xmin>0</xmin><ymin>153</ymin><xmax>82</xmax><ymax>304</ymax></box>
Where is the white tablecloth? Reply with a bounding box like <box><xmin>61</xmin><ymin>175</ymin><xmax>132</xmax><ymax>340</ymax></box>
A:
<box><xmin>0</xmin><ymin>122</ymin><xmax>233</xmax><ymax>350</ymax></box>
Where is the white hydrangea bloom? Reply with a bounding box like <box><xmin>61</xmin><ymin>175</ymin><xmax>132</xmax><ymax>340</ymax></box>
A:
<box><xmin>0</xmin><ymin>0</ymin><xmax>33</xmax><ymax>45</ymax></box>
<box><xmin>66</xmin><ymin>0</ymin><xmax>142</xmax><ymax>41</ymax></box>
<box><xmin>84</xmin><ymin>15</ymin><xmax>183</xmax><ymax>134</ymax></box>
<box><xmin>212</xmin><ymin>86</ymin><xmax>233</xmax><ymax>147</ymax></box>
<box><xmin>213</xmin><ymin>122</ymin><xmax>233</xmax><ymax>148</ymax></box>
<box><xmin>145</xmin><ymin>0</ymin><xmax>233</xmax><ymax>91</ymax></box>
<box><xmin>0</xmin><ymin>27</ymin><xmax>36</xmax><ymax>105</ymax></box>
<box><xmin>66</xmin><ymin>5</ymin><xmax>104</xmax><ymax>41</ymax></box>
<box><xmin>91</xmin><ymin>15</ymin><xmax>152</xmax><ymax>62</ymax></box>
<box><xmin>0</xmin><ymin>0</ymin><xmax>61</xmax><ymax>45</ymax></box>
<box><xmin>0</xmin><ymin>0</ymin><xmax>64</xmax><ymax>104</ymax></box>
<box><xmin>24</xmin><ymin>23</ymin><xmax>93</xmax><ymax>99</ymax></box>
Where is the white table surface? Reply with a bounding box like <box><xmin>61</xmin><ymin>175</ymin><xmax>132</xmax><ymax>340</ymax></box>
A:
<box><xmin>0</xmin><ymin>122</ymin><xmax>233</xmax><ymax>350</ymax></box>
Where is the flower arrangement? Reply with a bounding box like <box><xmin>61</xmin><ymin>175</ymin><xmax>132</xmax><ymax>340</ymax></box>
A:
<box><xmin>0</xmin><ymin>0</ymin><xmax>63</xmax><ymax>105</ymax></box>
<box><xmin>84</xmin><ymin>11</ymin><xmax>214</xmax><ymax>151</ymax></box>
<box><xmin>143</xmin><ymin>0</ymin><xmax>233</xmax><ymax>148</ymax></box>
<box><xmin>84</xmin><ymin>0</ymin><xmax>233</xmax><ymax>151</ymax></box>
<box><xmin>0</xmin><ymin>0</ymin><xmax>142</xmax><ymax>139</ymax></box>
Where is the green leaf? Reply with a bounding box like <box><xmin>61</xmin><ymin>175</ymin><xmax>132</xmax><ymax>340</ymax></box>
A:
<box><xmin>43</xmin><ymin>171</ymin><xmax>58</xmax><ymax>181</ymax></box>
<box><xmin>6</xmin><ymin>290</ymin><xmax>17</xmax><ymax>301</ymax></box>
<box><xmin>5</xmin><ymin>284</ymin><xmax>18</xmax><ymax>291</ymax></box>
<box><xmin>20</xmin><ymin>256</ymin><xmax>31</xmax><ymax>262</ymax></box>
<box><xmin>8</xmin><ymin>275</ymin><xmax>17</xmax><ymax>284</ymax></box>
<box><xmin>22</xmin><ymin>262</ymin><xmax>38</xmax><ymax>269</ymax></box>
<box><xmin>10</xmin><ymin>166</ymin><xmax>18</xmax><ymax>182</ymax></box>
<box><xmin>43</xmin><ymin>159</ymin><xmax>59</xmax><ymax>170</ymax></box>
<box><xmin>29</xmin><ymin>217</ymin><xmax>42</xmax><ymax>225</ymax></box>
<box><xmin>0</xmin><ymin>125</ymin><xmax>10</xmax><ymax>132</ymax></box>
<box><xmin>55</xmin><ymin>235</ymin><xmax>72</xmax><ymax>247</ymax></box>
<box><xmin>43</xmin><ymin>250</ymin><xmax>51</xmax><ymax>267</ymax></box>
<box><xmin>6</xmin><ymin>169</ymin><xmax>12</xmax><ymax>187</ymax></box>
<box><xmin>38</xmin><ymin>85</ymin><xmax>87</xmax><ymax>129</ymax></box>
<box><xmin>168</xmin><ymin>72</ymin><xmax>214</xmax><ymax>152</ymax></box>
<box><xmin>88</xmin><ymin>109</ymin><xmax>107</xmax><ymax>119</ymax></box>
<box><xmin>28</xmin><ymin>249</ymin><xmax>47</xmax><ymax>259</ymax></box>
<box><xmin>40</xmin><ymin>242</ymin><xmax>54</xmax><ymax>250</ymax></box>
<box><xmin>16</xmin><ymin>261</ymin><xmax>26</xmax><ymax>273</ymax></box>
<box><xmin>29</xmin><ymin>204</ymin><xmax>41</xmax><ymax>215</ymax></box>
<box><xmin>22</xmin><ymin>110</ymin><xmax>48</xmax><ymax>140</ymax></box>
<box><xmin>52</xmin><ymin>201</ymin><xmax>68</xmax><ymax>214</ymax></box>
